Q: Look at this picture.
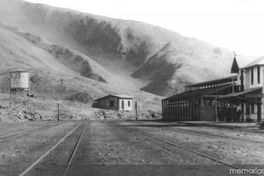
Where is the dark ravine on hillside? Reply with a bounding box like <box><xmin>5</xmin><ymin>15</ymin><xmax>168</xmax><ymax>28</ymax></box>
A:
<box><xmin>0</xmin><ymin>0</ymin><xmax>252</xmax><ymax>97</ymax></box>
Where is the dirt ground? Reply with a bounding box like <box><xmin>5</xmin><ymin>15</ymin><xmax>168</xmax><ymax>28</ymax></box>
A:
<box><xmin>0</xmin><ymin>120</ymin><xmax>263</xmax><ymax>176</ymax></box>
<box><xmin>119</xmin><ymin>121</ymin><xmax>264</xmax><ymax>165</ymax></box>
<box><xmin>0</xmin><ymin>121</ymin><xmax>78</xmax><ymax>175</ymax></box>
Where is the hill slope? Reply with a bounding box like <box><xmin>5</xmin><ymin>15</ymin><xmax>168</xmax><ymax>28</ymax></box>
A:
<box><xmin>0</xmin><ymin>0</ymin><xmax>252</xmax><ymax>98</ymax></box>
<box><xmin>0</xmin><ymin>23</ymin><xmax>161</xmax><ymax>111</ymax></box>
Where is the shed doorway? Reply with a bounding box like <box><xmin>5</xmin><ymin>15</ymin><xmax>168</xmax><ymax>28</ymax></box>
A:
<box><xmin>121</xmin><ymin>100</ymin><xmax>124</xmax><ymax>110</ymax></box>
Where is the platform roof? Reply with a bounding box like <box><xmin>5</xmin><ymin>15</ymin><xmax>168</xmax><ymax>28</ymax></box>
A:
<box><xmin>217</xmin><ymin>87</ymin><xmax>262</xmax><ymax>99</ymax></box>
<box><xmin>164</xmin><ymin>85</ymin><xmax>233</xmax><ymax>101</ymax></box>
<box><xmin>185</xmin><ymin>76</ymin><xmax>237</xmax><ymax>88</ymax></box>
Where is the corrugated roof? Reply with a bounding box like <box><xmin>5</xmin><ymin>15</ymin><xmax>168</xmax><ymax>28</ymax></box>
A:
<box><xmin>218</xmin><ymin>87</ymin><xmax>262</xmax><ymax>99</ymax></box>
<box><xmin>112</xmin><ymin>94</ymin><xmax>133</xmax><ymax>99</ymax></box>
<box><xmin>243</xmin><ymin>56</ymin><xmax>264</xmax><ymax>69</ymax></box>
<box><xmin>185</xmin><ymin>76</ymin><xmax>237</xmax><ymax>88</ymax></box>
<box><xmin>164</xmin><ymin>85</ymin><xmax>232</xmax><ymax>101</ymax></box>
<box><xmin>94</xmin><ymin>94</ymin><xmax>133</xmax><ymax>101</ymax></box>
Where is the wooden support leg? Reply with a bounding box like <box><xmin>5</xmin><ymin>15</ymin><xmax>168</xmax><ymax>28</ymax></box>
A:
<box><xmin>257</xmin><ymin>103</ymin><xmax>261</xmax><ymax>122</ymax></box>
<box><xmin>241</xmin><ymin>103</ymin><xmax>244</xmax><ymax>122</ymax></box>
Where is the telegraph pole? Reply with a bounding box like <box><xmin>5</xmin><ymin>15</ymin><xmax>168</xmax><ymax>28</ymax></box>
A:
<box><xmin>57</xmin><ymin>102</ymin><xmax>60</xmax><ymax>122</ymax></box>
<box><xmin>60</xmin><ymin>79</ymin><xmax>63</xmax><ymax>100</ymax></box>
<box><xmin>135</xmin><ymin>101</ymin><xmax>138</xmax><ymax>120</ymax></box>
<box><xmin>9</xmin><ymin>73</ymin><xmax>11</xmax><ymax>107</ymax></box>
<box><xmin>57</xmin><ymin>79</ymin><xmax>63</xmax><ymax>122</ymax></box>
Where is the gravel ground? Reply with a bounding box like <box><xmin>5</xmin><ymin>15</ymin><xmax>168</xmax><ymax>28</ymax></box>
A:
<box><xmin>0</xmin><ymin>120</ymin><xmax>263</xmax><ymax>176</ymax></box>
<box><xmin>0</xmin><ymin>121</ymin><xmax>59</xmax><ymax>137</ymax></box>
<box><xmin>0</xmin><ymin>121</ymin><xmax>78</xmax><ymax>175</ymax></box>
<box><xmin>119</xmin><ymin>121</ymin><xmax>264</xmax><ymax>165</ymax></box>
<box><xmin>61</xmin><ymin>121</ymin><xmax>239</xmax><ymax>176</ymax></box>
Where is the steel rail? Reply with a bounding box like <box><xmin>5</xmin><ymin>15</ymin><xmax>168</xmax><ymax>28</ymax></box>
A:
<box><xmin>62</xmin><ymin>122</ymin><xmax>87</xmax><ymax>176</ymax></box>
<box><xmin>114</xmin><ymin>122</ymin><xmax>258</xmax><ymax>176</ymax></box>
<box><xmin>128</xmin><ymin>121</ymin><xmax>264</xmax><ymax>145</ymax></box>
<box><xmin>165</xmin><ymin>127</ymin><xmax>264</xmax><ymax>145</ymax></box>
<box><xmin>19</xmin><ymin>122</ymin><xmax>83</xmax><ymax>176</ymax></box>
<box><xmin>0</xmin><ymin>124</ymin><xmax>60</xmax><ymax>142</ymax></box>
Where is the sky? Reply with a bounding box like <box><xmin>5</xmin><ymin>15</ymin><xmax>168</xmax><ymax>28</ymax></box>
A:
<box><xmin>25</xmin><ymin>0</ymin><xmax>264</xmax><ymax>57</ymax></box>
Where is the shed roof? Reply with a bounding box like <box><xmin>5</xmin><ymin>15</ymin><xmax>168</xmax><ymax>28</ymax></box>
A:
<box><xmin>94</xmin><ymin>94</ymin><xmax>133</xmax><ymax>101</ymax></box>
<box><xmin>185</xmin><ymin>76</ymin><xmax>237</xmax><ymax>88</ymax></box>
<box><xmin>112</xmin><ymin>94</ymin><xmax>133</xmax><ymax>99</ymax></box>
<box><xmin>164</xmin><ymin>85</ymin><xmax>232</xmax><ymax>101</ymax></box>
<box><xmin>243</xmin><ymin>56</ymin><xmax>264</xmax><ymax>69</ymax></box>
<box><xmin>217</xmin><ymin>87</ymin><xmax>262</xmax><ymax>99</ymax></box>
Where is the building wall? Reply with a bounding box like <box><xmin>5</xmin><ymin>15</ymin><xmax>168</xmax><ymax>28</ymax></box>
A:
<box><xmin>243</xmin><ymin>66</ymin><xmax>264</xmax><ymax>121</ymax></box>
<box><xmin>98</xmin><ymin>96</ymin><xmax>119</xmax><ymax>110</ymax></box>
<box><xmin>97</xmin><ymin>96</ymin><xmax>133</xmax><ymax>111</ymax></box>
<box><xmin>118</xmin><ymin>98</ymin><xmax>133</xmax><ymax>111</ymax></box>
<box><xmin>244</xmin><ymin>66</ymin><xmax>264</xmax><ymax>89</ymax></box>
<box><xmin>10</xmin><ymin>71</ymin><xmax>29</xmax><ymax>89</ymax></box>
<box><xmin>242</xmin><ymin>103</ymin><xmax>258</xmax><ymax>122</ymax></box>
<box><xmin>200</xmin><ymin>104</ymin><xmax>215</xmax><ymax>121</ymax></box>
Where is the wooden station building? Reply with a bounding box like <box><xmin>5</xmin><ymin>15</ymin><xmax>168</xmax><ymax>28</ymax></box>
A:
<box><xmin>162</xmin><ymin>56</ymin><xmax>264</xmax><ymax>122</ymax></box>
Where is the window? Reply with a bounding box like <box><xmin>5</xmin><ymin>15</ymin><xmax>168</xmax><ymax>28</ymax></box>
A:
<box><xmin>251</xmin><ymin>67</ymin><xmax>254</xmax><ymax>85</ymax></box>
<box><xmin>128</xmin><ymin>101</ymin><xmax>130</xmax><ymax>107</ymax></box>
<box><xmin>257</xmin><ymin>66</ymin><xmax>260</xmax><ymax>84</ymax></box>
<box><xmin>110</xmin><ymin>100</ymin><xmax>114</xmax><ymax>107</ymax></box>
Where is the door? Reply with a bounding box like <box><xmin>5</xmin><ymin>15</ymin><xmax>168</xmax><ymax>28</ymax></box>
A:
<box><xmin>121</xmin><ymin>100</ymin><xmax>124</xmax><ymax>110</ymax></box>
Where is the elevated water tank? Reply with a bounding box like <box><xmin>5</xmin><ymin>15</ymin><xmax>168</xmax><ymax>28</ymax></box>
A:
<box><xmin>10</xmin><ymin>71</ymin><xmax>29</xmax><ymax>90</ymax></box>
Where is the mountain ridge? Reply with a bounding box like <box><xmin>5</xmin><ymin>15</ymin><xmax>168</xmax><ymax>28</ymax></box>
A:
<box><xmin>0</xmin><ymin>0</ymin><xmax>253</xmax><ymax>99</ymax></box>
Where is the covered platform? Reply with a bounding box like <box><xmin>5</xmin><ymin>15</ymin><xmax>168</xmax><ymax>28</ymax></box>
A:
<box><xmin>210</xmin><ymin>87</ymin><xmax>263</xmax><ymax>122</ymax></box>
<box><xmin>162</xmin><ymin>84</ymin><xmax>237</xmax><ymax>121</ymax></box>
<box><xmin>162</xmin><ymin>76</ymin><xmax>263</xmax><ymax>122</ymax></box>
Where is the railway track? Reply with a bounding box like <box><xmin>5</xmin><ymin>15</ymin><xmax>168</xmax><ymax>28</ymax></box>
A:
<box><xmin>114</xmin><ymin>122</ymin><xmax>258</xmax><ymax>176</ymax></box>
<box><xmin>62</xmin><ymin>122</ymin><xmax>87</xmax><ymax>176</ymax></box>
<box><xmin>0</xmin><ymin>123</ymin><xmax>60</xmax><ymax>142</ymax></box>
<box><xmin>128</xmin><ymin>121</ymin><xmax>264</xmax><ymax>145</ymax></box>
<box><xmin>16</xmin><ymin>121</ymin><xmax>259</xmax><ymax>176</ymax></box>
<box><xmin>18</xmin><ymin>122</ymin><xmax>85</xmax><ymax>176</ymax></box>
<box><xmin>168</xmin><ymin>127</ymin><xmax>264</xmax><ymax>145</ymax></box>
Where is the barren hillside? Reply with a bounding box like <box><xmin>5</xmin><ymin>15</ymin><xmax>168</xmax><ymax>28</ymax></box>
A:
<box><xmin>0</xmin><ymin>0</ymin><xmax>252</xmax><ymax>99</ymax></box>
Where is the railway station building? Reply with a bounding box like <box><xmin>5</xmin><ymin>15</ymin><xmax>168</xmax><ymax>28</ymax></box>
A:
<box><xmin>162</xmin><ymin>56</ymin><xmax>264</xmax><ymax>122</ymax></box>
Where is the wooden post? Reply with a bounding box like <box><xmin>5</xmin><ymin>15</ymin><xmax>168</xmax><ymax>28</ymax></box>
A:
<box><xmin>257</xmin><ymin>102</ymin><xmax>261</xmax><ymax>122</ymax></box>
<box><xmin>180</xmin><ymin>100</ymin><xmax>183</xmax><ymax>121</ymax></box>
<box><xmin>135</xmin><ymin>101</ymin><xmax>138</xmax><ymax>120</ymax></box>
<box><xmin>215</xmin><ymin>97</ymin><xmax>219</xmax><ymax>122</ymax></box>
<box><xmin>230</xmin><ymin>104</ymin><xmax>234</xmax><ymax>122</ymax></box>
<box><xmin>9</xmin><ymin>73</ymin><xmax>11</xmax><ymax>107</ymax></box>
<box><xmin>176</xmin><ymin>101</ymin><xmax>178</xmax><ymax>121</ymax></box>
<box><xmin>162</xmin><ymin>100</ymin><xmax>164</xmax><ymax>120</ymax></box>
<box><xmin>190</xmin><ymin>100</ymin><xmax>192</xmax><ymax>120</ymax></box>
<box><xmin>60</xmin><ymin>79</ymin><xmax>63</xmax><ymax>101</ymax></box>
<box><xmin>200</xmin><ymin>97</ymin><xmax>204</xmax><ymax>121</ymax></box>
<box><xmin>57</xmin><ymin>102</ymin><xmax>60</xmax><ymax>122</ymax></box>
<box><xmin>173</xmin><ymin>101</ymin><xmax>176</xmax><ymax>121</ymax></box>
<box><xmin>241</xmin><ymin>103</ymin><xmax>244</xmax><ymax>122</ymax></box>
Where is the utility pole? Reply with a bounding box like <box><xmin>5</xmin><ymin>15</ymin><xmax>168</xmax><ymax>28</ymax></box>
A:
<box><xmin>57</xmin><ymin>79</ymin><xmax>63</xmax><ymax>122</ymax></box>
<box><xmin>60</xmin><ymin>79</ymin><xmax>63</xmax><ymax>100</ymax></box>
<box><xmin>135</xmin><ymin>101</ymin><xmax>138</xmax><ymax>120</ymax></box>
<box><xmin>9</xmin><ymin>73</ymin><xmax>11</xmax><ymax>107</ymax></box>
<box><xmin>57</xmin><ymin>101</ymin><xmax>60</xmax><ymax>122</ymax></box>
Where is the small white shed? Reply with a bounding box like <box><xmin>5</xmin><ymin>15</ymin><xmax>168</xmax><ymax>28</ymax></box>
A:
<box><xmin>93</xmin><ymin>94</ymin><xmax>133</xmax><ymax>111</ymax></box>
